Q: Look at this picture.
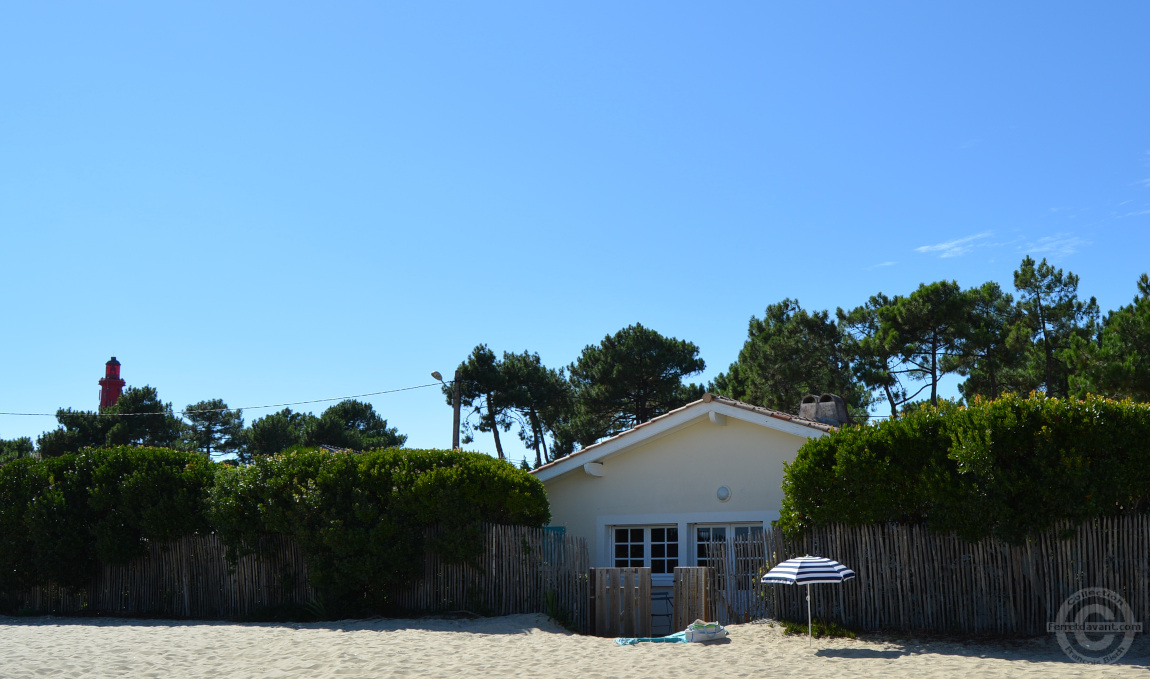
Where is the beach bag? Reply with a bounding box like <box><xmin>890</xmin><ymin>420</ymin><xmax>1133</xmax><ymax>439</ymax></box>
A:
<box><xmin>683</xmin><ymin>619</ymin><xmax>728</xmax><ymax>642</ymax></box>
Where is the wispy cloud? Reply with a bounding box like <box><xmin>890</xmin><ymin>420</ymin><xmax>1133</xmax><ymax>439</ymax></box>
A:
<box><xmin>867</xmin><ymin>261</ymin><xmax>896</xmax><ymax>270</ymax></box>
<box><xmin>1120</xmin><ymin>209</ymin><xmax>1150</xmax><ymax>218</ymax></box>
<box><xmin>1021</xmin><ymin>233</ymin><xmax>1090</xmax><ymax>259</ymax></box>
<box><xmin>914</xmin><ymin>232</ymin><xmax>992</xmax><ymax>258</ymax></box>
<box><xmin>1137</xmin><ymin>178</ymin><xmax>1150</xmax><ymax>188</ymax></box>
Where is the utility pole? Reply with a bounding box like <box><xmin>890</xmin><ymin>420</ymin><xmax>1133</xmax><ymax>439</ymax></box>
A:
<box><xmin>433</xmin><ymin>369</ymin><xmax>463</xmax><ymax>450</ymax></box>
<box><xmin>451</xmin><ymin>368</ymin><xmax>461</xmax><ymax>450</ymax></box>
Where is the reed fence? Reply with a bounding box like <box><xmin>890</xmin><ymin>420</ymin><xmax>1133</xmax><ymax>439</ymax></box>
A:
<box><xmin>13</xmin><ymin>534</ymin><xmax>311</xmax><ymax>618</ymax></box>
<box><xmin>705</xmin><ymin>514</ymin><xmax>1150</xmax><ymax>635</ymax></box>
<box><xmin>390</xmin><ymin>524</ymin><xmax>589</xmax><ymax>631</ymax></box>
<box><xmin>9</xmin><ymin>524</ymin><xmax>589</xmax><ymax>629</ymax></box>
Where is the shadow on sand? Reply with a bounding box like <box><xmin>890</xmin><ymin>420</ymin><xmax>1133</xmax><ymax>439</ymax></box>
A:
<box><xmin>815</xmin><ymin>648</ymin><xmax>905</xmax><ymax>659</ymax></box>
<box><xmin>830</xmin><ymin>632</ymin><xmax>1150</xmax><ymax>669</ymax></box>
<box><xmin>0</xmin><ymin>612</ymin><xmax>565</xmax><ymax>636</ymax></box>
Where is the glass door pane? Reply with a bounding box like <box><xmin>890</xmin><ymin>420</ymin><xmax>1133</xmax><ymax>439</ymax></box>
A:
<box><xmin>614</xmin><ymin>527</ymin><xmax>644</xmax><ymax>568</ymax></box>
<box><xmin>696</xmin><ymin>526</ymin><xmax>726</xmax><ymax>567</ymax></box>
<box><xmin>650</xmin><ymin>527</ymin><xmax>679</xmax><ymax>574</ymax></box>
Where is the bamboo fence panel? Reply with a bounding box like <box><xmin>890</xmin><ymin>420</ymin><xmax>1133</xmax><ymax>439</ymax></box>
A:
<box><xmin>13</xmin><ymin>525</ymin><xmax>587</xmax><ymax>628</ymax></box>
<box><xmin>704</xmin><ymin>515</ymin><xmax>1150</xmax><ymax>635</ymax></box>
<box><xmin>388</xmin><ymin>524</ymin><xmax>590</xmax><ymax>632</ymax></box>
<box><xmin>14</xmin><ymin>534</ymin><xmax>313</xmax><ymax>618</ymax></box>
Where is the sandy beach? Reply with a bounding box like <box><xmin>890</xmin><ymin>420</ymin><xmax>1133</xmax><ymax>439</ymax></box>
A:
<box><xmin>1</xmin><ymin>613</ymin><xmax>1148</xmax><ymax>679</ymax></box>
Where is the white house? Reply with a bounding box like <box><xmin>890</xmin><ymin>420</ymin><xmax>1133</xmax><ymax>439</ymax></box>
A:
<box><xmin>531</xmin><ymin>393</ymin><xmax>836</xmax><ymax>587</ymax></box>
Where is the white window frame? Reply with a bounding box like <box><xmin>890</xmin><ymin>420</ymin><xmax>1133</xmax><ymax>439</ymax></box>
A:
<box><xmin>609</xmin><ymin>525</ymin><xmax>681</xmax><ymax>574</ymax></box>
<box><xmin>597</xmin><ymin>511</ymin><xmax>777</xmax><ymax>587</ymax></box>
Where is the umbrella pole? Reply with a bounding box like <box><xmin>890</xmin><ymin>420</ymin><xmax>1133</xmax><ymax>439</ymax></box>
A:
<box><xmin>807</xmin><ymin>583</ymin><xmax>812</xmax><ymax>648</ymax></box>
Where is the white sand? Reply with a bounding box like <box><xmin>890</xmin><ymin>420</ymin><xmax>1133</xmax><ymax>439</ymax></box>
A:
<box><xmin>2</xmin><ymin>613</ymin><xmax>1148</xmax><ymax>678</ymax></box>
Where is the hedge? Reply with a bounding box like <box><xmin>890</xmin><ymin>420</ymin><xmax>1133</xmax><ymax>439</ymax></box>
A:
<box><xmin>209</xmin><ymin>447</ymin><xmax>550</xmax><ymax>605</ymax></box>
<box><xmin>0</xmin><ymin>447</ymin><xmax>213</xmax><ymax>592</ymax></box>
<box><xmin>778</xmin><ymin>394</ymin><xmax>1150</xmax><ymax>543</ymax></box>
<box><xmin>0</xmin><ymin>446</ymin><xmax>549</xmax><ymax>608</ymax></box>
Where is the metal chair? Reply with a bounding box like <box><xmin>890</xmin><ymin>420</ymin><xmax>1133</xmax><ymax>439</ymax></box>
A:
<box><xmin>651</xmin><ymin>591</ymin><xmax>674</xmax><ymax>635</ymax></box>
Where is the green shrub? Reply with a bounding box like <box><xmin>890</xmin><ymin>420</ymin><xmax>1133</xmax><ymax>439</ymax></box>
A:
<box><xmin>24</xmin><ymin>454</ymin><xmax>101</xmax><ymax>589</ymax></box>
<box><xmin>0</xmin><ymin>458</ymin><xmax>55</xmax><ymax>591</ymax></box>
<box><xmin>208</xmin><ymin>447</ymin><xmax>550</xmax><ymax>607</ymax></box>
<box><xmin>89</xmin><ymin>446</ymin><xmax>215</xmax><ymax>562</ymax></box>
<box><xmin>779</xmin><ymin>394</ymin><xmax>1150</xmax><ymax>542</ymax></box>
<box><xmin>781</xmin><ymin>618</ymin><xmax>857</xmax><ymax>639</ymax></box>
<box><xmin>0</xmin><ymin>445</ymin><xmax>549</xmax><ymax>609</ymax></box>
<box><xmin>0</xmin><ymin>447</ymin><xmax>213</xmax><ymax>592</ymax></box>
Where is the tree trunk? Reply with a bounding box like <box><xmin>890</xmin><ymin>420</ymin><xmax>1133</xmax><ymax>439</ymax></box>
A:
<box><xmin>486</xmin><ymin>393</ymin><xmax>505</xmax><ymax>460</ymax></box>
<box><xmin>930</xmin><ymin>335</ymin><xmax>939</xmax><ymax>406</ymax></box>
<box><xmin>885</xmin><ymin>383</ymin><xmax>899</xmax><ymax>419</ymax></box>
<box><xmin>528</xmin><ymin>406</ymin><xmax>543</xmax><ymax>468</ymax></box>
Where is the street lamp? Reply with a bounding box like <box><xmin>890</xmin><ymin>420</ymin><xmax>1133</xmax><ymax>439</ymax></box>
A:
<box><xmin>432</xmin><ymin>369</ymin><xmax>461</xmax><ymax>450</ymax></box>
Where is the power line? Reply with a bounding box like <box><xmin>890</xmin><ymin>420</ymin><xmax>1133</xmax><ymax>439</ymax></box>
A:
<box><xmin>0</xmin><ymin>382</ymin><xmax>446</xmax><ymax>418</ymax></box>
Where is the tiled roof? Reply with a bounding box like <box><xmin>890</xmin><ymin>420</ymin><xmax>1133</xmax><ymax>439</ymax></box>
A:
<box><xmin>700</xmin><ymin>393</ymin><xmax>838</xmax><ymax>434</ymax></box>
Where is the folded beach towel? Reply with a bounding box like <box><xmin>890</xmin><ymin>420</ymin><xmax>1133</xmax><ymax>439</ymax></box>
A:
<box><xmin>615</xmin><ymin>620</ymin><xmax>729</xmax><ymax>645</ymax></box>
<box><xmin>615</xmin><ymin>632</ymin><xmax>688</xmax><ymax>645</ymax></box>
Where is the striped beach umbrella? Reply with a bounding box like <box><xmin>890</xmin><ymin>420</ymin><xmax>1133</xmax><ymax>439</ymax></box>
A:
<box><xmin>760</xmin><ymin>556</ymin><xmax>856</xmax><ymax>647</ymax></box>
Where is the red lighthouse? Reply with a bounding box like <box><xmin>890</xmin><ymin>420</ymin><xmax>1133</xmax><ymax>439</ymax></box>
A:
<box><xmin>99</xmin><ymin>356</ymin><xmax>126</xmax><ymax>409</ymax></box>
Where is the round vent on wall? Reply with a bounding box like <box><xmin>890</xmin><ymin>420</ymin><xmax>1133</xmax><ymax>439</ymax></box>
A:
<box><xmin>716</xmin><ymin>485</ymin><xmax>731</xmax><ymax>502</ymax></box>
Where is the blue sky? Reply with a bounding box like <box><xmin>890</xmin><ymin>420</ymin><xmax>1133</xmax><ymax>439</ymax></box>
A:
<box><xmin>3</xmin><ymin>2</ymin><xmax>1148</xmax><ymax>466</ymax></box>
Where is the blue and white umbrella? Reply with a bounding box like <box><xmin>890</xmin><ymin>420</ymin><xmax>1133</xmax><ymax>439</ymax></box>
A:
<box><xmin>761</xmin><ymin>556</ymin><xmax>856</xmax><ymax>646</ymax></box>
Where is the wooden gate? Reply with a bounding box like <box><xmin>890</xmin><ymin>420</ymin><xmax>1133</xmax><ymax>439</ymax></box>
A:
<box><xmin>673</xmin><ymin>566</ymin><xmax>716</xmax><ymax>630</ymax></box>
<box><xmin>589</xmin><ymin>567</ymin><xmax>651</xmax><ymax>637</ymax></box>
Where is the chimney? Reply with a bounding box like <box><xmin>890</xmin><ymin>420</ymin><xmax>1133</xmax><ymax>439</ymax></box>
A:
<box><xmin>799</xmin><ymin>393</ymin><xmax>849</xmax><ymax>426</ymax></box>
